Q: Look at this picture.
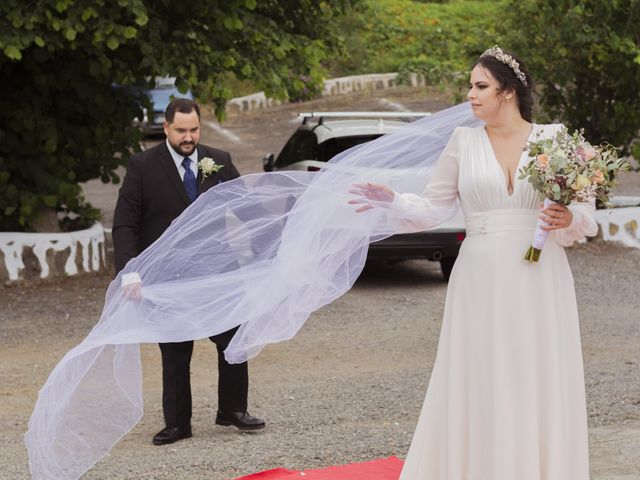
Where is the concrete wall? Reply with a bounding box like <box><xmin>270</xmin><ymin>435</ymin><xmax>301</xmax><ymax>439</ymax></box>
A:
<box><xmin>594</xmin><ymin>197</ymin><xmax>640</xmax><ymax>248</ymax></box>
<box><xmin>226</xmin><ymin>72</ymin><xmax>422</xmax><ymax>114</ymax></box>
<box><xmin>0</xmin><ymin>223</ymin><xmax>106</xmax><ymax>282</ymax></box>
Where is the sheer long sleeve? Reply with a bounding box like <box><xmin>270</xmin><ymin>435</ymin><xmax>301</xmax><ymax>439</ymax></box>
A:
<box><xmin>386</xmin><ymin>127</ymin><xmax>462</xmax><ymax>233</ymax></box>
<box><xmin>552</xmin><ymin>199</ymin><xmax>598</xmax><ymax>246</ymax></box>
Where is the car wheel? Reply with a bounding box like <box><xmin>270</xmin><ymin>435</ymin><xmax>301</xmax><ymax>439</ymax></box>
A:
<box><xmin>439</xmin><ymin>256</ymin><xmax>456</xmax><ymax>281</ymax></box>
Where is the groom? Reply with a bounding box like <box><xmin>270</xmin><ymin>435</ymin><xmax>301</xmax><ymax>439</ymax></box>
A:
<box><xmin>112</xmin><ymin>98</ymin><xmax>265</xmax><ymax>445</ymax></box>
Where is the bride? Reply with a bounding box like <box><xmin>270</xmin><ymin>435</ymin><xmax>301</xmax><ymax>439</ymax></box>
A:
<box><xmin>350</xmin><ymin>47</ymin><xmax>595</xmax><ymax>479</ymax></box>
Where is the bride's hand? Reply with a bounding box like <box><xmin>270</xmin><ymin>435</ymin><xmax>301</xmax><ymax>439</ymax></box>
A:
<box><xmin>348</xmin><ymin>183</ymin><xmax>395</xmax><ymax>213</ymax></box>
<box><xmin>540</xmin><ymin>203</ymin><xmax>573</xmax><ymax>230</ymax></box>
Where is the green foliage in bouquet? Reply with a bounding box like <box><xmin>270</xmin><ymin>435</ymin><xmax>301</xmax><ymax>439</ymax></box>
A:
<box><xmin>0</xmin><ymin>0</ymin><xmax>353</xmax><ymax>231</ymax></box>
<box><xmin>502</xmin><ymin>0</ymin><xmax>640</xmax><ymax>167</ymax></box>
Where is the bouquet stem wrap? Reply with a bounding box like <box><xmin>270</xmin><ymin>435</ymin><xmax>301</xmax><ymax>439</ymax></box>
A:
<box><xmin>524</xmin><ymin>197</ymin><xmax>555</xmax><ymax>262</ymax></box>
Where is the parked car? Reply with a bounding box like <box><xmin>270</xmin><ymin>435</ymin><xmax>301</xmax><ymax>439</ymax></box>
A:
<box><xmin>262</xmin><ymin>112</ymin><xmax>466</xmax><ymax>280</ymax></box>
<box><xmin>130</xmin><ymin>77</ymin><xmax>194</xmax><ymax>136</ymax></box>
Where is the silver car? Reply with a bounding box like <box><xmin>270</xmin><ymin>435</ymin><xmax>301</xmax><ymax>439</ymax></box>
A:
<box><xmin>262</xmin><ymin>112</ymin><xmax>466</xmax><ymax>280</ymax></box>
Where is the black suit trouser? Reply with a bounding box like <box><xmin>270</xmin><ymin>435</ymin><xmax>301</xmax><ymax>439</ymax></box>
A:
<box><xmin>159</xmin><ymin>326</ymin><xmax>248</xmax><ymax>428</ymax></box>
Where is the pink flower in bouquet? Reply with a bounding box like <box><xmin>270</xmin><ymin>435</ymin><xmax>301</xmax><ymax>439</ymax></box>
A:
<box><xmin>536</xmin><ymin>153</ymin><xmax>549</xmax><ymax>168</ymax></box>
<box><xmin>577</xmin><ymin>147</ymin><xmax>597</xmax><ymax>161</ymax></box>
<box><xmin>590</xmin><ymin>170</ymin><xmax>605</xmax><ymax>184</ymax></box>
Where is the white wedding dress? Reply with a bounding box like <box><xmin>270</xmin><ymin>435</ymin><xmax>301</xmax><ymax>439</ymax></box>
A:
<box><xmin>391</xmin><ymin>124</ymin><xmax>597</xmax><ymax>480</ymax></box>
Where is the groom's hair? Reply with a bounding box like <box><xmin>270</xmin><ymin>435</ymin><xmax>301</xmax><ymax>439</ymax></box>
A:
<box><xmin>165</xmin><ymin>99</ymin><xmax>201</xmax><ymax>124</ymax></box>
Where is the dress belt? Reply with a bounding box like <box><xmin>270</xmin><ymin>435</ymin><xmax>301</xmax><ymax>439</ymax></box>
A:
<box><xmin>465</xmin><ymin>209</ymin><xmax>539</xmax><ymax>236</ymax></box>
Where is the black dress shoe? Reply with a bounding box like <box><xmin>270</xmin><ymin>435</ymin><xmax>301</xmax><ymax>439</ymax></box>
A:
<box><xmin>152</xmin><ymin>425</ymin><xmax>193</xmax><ymax>445</ymax></box>
<box><xmin>215</xmin><ymin>410</ymin><xmax>266</xmax><ymax>431</ymax></box>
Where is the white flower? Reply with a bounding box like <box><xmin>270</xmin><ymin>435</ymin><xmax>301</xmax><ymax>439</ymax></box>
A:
<box><xmin>198</xmin><ymin>157</ymin><xmax>224</xmax><ymax>180</ymax></box>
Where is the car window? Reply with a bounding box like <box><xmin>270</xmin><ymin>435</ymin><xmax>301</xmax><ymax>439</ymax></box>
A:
<box><xmin>275</xmin><ymin>130</ymin><xmax>319</xmax><ymax>168</ymax></box>
<box><xmin>317</xmin><ymin>135</ymin><xmax>384</xmax><ymax>163</ymax></box>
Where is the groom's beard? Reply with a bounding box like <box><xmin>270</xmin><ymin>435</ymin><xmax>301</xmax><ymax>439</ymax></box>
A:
<box><xmin>170</xmin><ymin>140</ymin><xmax>197</xmax><ymax>156</ymax></box>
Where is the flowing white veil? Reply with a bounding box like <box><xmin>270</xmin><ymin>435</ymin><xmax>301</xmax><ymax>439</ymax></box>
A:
<box><xmin>25</xmin><ymin>102</ymin><xmax>481</xmax><ymax>479</ymax></box>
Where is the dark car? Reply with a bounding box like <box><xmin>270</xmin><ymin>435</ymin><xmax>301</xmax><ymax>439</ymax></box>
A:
<box><xmin>262</xmin><ymin>112</ymin><xmax>466</xmax><ymax>280</ymax></box>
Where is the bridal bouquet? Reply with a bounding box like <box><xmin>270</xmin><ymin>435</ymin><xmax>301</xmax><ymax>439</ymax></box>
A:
<box><xmin>519</xmin><ymin>127</ymin><xmax>629</xmax><ymax>262</ymax></box>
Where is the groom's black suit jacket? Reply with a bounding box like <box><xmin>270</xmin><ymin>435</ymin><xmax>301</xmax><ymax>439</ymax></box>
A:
<box><xmin>112</xmin><ymin>142</ymin><xmax>240</xmax><ymax>272</ymax></box>
<box><xmin>112</xmin><ymin>141</ymin><xmax>248</xmax><ymax>427</ymax></box>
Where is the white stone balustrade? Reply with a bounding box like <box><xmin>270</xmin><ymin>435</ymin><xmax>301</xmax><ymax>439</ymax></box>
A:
<box><xmin>0</xmin><ymin>223</ymin><xmax>106</xmax><ymax>282</ymax></box>
<box><xmin>594</xmin><ymin>196</ymin><xmax>640</xmax><ymax>248</ymax></box>
<box><xmin>227</xmin><ymin>91</ymin><xmax>281</xmax><ymax>114</ymax></box>
<box><xmin>322</xmin><ymin>73</ymin><xmax>399</xmax><ymax>96</ymax></box>
<box><xmin>227</xmin><ymin>72</ymin><xmax>429</xmax><ymax>113</ymax></box>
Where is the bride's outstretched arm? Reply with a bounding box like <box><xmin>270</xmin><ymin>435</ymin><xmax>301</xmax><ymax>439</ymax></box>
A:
<box><xmin>349</xmin><ymin>128</ymin><xmax>462</xmax><ymax>233</ymax></box>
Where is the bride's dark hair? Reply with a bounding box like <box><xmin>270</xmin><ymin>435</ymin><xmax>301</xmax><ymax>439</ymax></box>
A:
<box><xmin>474</xmin><ymin>51</ymin><xmax>534</xmax><ymax>122</ymax></box>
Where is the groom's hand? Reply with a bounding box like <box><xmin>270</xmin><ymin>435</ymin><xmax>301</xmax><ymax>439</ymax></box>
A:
<box><xmin>121</xmin><ymin>272</ymin><xmax>142</xmax><ymax>299</ymax></box>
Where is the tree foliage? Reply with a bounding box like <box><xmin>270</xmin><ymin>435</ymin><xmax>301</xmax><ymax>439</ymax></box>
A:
<box><xmin>0</xmin><ymin>0</ymin><xmax>353</xmax><ymax>231</ymax></box>
<box><xmin>502</xmin><ymin>0</ymin><xmax>640</xmax><ymax>165</ymax></box>
<box><xmin>330</xmin><ymin>0</ymin><xmax>504</xmax><ymax>90</ymax></box>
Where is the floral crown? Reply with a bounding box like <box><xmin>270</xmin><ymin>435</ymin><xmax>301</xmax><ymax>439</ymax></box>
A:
<box><xmin>480</xmin><ymin>45</ymin><xmax>528</xmax><ymax>87</ymax></box>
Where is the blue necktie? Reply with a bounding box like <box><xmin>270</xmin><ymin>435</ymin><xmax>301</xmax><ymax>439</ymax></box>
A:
<box><xmin>182</xmin><ymin>157</ymin><xmax>197</xmax><ymax>203</ymax></box>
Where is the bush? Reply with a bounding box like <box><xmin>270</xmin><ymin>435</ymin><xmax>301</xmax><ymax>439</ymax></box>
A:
<box><xmin>282</xmin><ymin>73</ymin><xmax>325</xmax><ymax>102</ymax></box>
<box><xmin>331</xmin><ymin>0</ymin><xmax>504</xmax><ymax>93</ymax></box>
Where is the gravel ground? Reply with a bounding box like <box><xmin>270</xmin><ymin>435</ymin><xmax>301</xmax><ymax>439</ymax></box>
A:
<box><xmin>1</xmin><ymin>242</ymin><xmax>639</xmax><ymax>479</ymax></box>
<box><xmin>1</xmin><ymin>87</ymin><xmax>639</xmax><ymax>479</ymax></box>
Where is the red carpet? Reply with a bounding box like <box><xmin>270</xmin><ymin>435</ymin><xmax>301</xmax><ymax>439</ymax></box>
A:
<box><xmin>234</xmin><ymin>457</ymin><xmax>403</xmax><ymax>480</ymax></box>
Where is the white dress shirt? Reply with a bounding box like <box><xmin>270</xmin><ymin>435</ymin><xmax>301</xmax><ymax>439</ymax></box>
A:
<box><xmin>166</xmin><ymin>139</ymin><xmax>198</xmax><ymax>180</ymax></box>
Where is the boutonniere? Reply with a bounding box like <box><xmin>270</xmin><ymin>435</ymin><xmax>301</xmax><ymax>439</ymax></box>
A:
<box><xmin>198</xmin><ymin>157</ymin><xmax>224</xmax><ymax>182</ymax></box>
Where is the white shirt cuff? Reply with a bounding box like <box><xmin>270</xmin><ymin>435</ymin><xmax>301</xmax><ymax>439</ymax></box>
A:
<box><xmin>121</xmin><ymin>272</ymin><xmax>142</xmax><ymax>287</ymax></box>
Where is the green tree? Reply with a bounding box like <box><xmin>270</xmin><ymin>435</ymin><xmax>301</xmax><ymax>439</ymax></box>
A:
<box><xmin>503</xmin><ymin>0</ymin><xmax>640</xmax><ymax>165</ymax></box>
<box><xmin>0</xmin><ymin>0</ymin><xmax>353</xmax><ymax>231</ymax></box>
<box><xmin>329</xmin><ymin>0</ymin><xmax>504</xmax><ymax>88</ymax></box>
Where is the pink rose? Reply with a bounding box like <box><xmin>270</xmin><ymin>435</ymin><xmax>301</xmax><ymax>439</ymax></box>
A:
<box><xmin>590</xmin><ymin>170</ymin><xmax>605</xmax><ymax>184</ymax></box>
<box><xmin>536</xmin><ymin>153</ymin><xmax>549</xmax><ymax>168</ymax></box>
<box><xmin>577</xmin><ymin>147</ymin><xmax>597</xmax><ymax>161</ymax></box>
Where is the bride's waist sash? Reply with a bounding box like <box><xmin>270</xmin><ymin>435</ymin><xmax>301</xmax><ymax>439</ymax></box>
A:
<box><xmin>465</xmin><ymin>209</ymin><xmax>539</xmax><ymax>237</ymax></box>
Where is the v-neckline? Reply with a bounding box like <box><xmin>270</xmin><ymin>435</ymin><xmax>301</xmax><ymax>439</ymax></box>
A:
<box><xmin>482</xmin><ymin>124</ymin><xmax>536</xmax><ymax>197</ymax></box>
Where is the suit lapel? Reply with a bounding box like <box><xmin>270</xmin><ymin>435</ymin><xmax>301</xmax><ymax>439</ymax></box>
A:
<box><xmin>158</xmin><ymin>143</ymin><xmax>191</xmax><ymax>206</ymax></box>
